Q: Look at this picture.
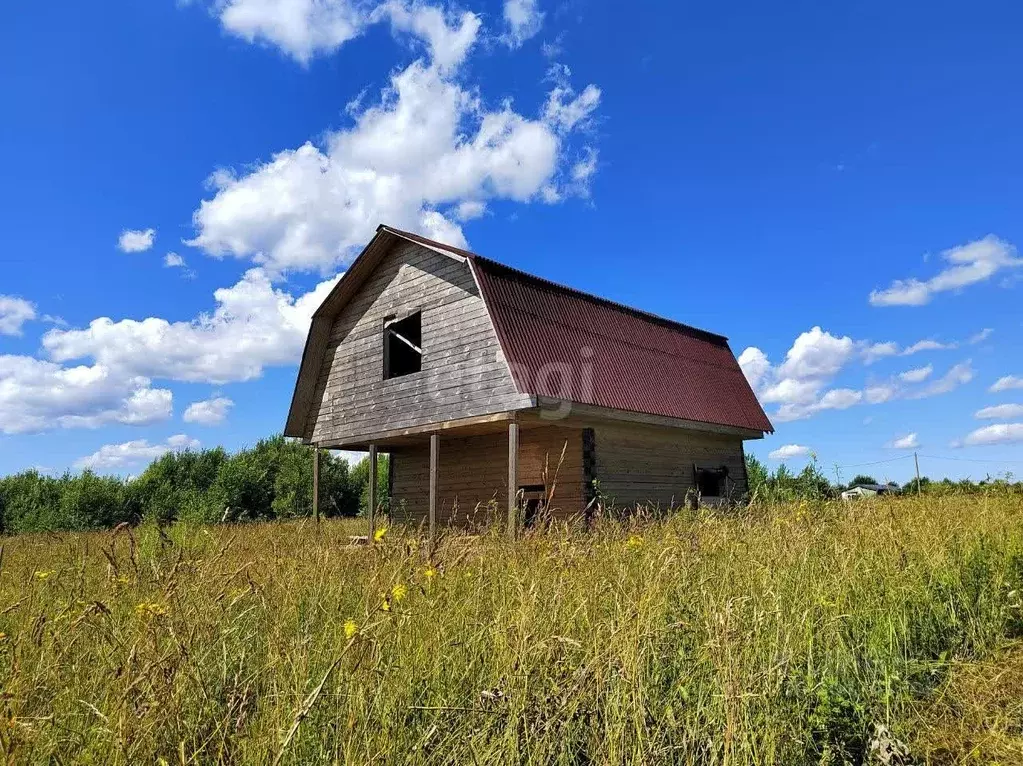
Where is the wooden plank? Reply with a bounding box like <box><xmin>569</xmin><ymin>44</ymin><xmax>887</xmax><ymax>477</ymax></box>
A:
<box><xmin>286</xmin><ymin>316</ymin><xmax>333</xmax><ymax>439</ymax></box>
<box><xmin>385</xmin><ymin>228</ymin><xmax>469</xmax><ymax>264</ymax></box>
<box><xmin>322</xmin><ymin>410</ymin><xmax>525</xmax><ymax>449</ymax></box>
<box><xmin>368</xmin><ymin>444</ymin><xmax>377</xmax><ymax>544</ymax></box>
<box><xmin>312</xmin><ymin>447</ymin><xmax>320</xmax><ymax>523</ymax></box>
<box><xmin>318</xmin><ymin>367</ymin><xmax>518</xmax><ymax>408</ymax></box>
<box><xmin>429</xmin><ymin>434</ymin><xmax>439</xmax><ymax>542</ymax></box>
<box><xmin>507</xmin><ymin>421</ymin><xmax>519</xmax><ymax>539</ymax></box>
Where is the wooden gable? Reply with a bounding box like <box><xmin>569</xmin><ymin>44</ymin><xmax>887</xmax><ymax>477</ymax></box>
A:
<box><xmin>295</xmin><ymin>238</ymin><xmax>532</xmax><ymax>445</ymax></box>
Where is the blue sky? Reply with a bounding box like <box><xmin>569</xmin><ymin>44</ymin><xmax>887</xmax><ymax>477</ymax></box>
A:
<box><xmin>2</xmin><ymin>0</ymin><xmax>1023</xmax><ymax>482</ymax></box>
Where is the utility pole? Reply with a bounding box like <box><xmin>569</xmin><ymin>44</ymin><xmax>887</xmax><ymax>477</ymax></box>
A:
<box><xmin>914</xmin><ymin>452</ymin><xmax>921</xmax><ymax>495</ymax></box>
<box><xmin>368</xmin><ymin>444</ymin><xmax>377</xmax><ymax>544</ymax></box>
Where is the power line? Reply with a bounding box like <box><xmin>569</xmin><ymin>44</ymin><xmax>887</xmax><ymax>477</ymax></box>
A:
<box><xmin>917</xmin><ymin>453</ymin><xmax>1023</xmax><ymax>466</ymax></box>
<box><xmin>831</xmin><ymin>455</ymin><xmax>914</xmax><ymax>469</ymax></box>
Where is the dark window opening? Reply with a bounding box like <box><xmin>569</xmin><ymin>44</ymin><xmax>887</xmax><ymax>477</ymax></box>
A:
<box><xmin>384</xmin><ymin>312</ymin><xmax>422</xmax><ymax>379</ymax></box>
<box><xmin>519</xmin><ymin>484</ymin><xmax>547</xmax><ymax>528</ymax></box>
<box><xmin>695</xmin><ymin>466</ymin><xmax>728</xmax><ymax>498</ymax></box>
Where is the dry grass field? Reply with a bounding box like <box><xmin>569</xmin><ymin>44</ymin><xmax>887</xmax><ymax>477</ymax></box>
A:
<box><xmin>1</xmin><ymin>495</ymin><xmax>1022</xmax><ymax>764</ymax></box>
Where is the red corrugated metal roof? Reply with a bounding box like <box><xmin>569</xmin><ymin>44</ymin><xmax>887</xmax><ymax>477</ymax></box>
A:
<box><xmin>381</xmin><ymin>226</ymin><xmax>773</xmax><ymax>434</ymax></box>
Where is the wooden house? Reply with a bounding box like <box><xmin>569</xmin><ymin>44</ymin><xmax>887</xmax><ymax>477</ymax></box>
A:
<box><xmin>285</xmin><ymin>225</ymin><xmax>773</xmax><ymax>535</ymax></box>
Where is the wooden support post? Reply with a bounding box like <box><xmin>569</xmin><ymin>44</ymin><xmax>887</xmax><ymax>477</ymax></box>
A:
<box><xmin>429</xmin><ymin>434</ymin><xmax>439</xmax><ymax>543</ymax></box>
<box><xmin>368</xmin><ymin>444</ymin><xmax>377</xmax><ymax>544</ymax></box>
<box><xmin>507</xmin><ymin>421</ymin><xmax>519</xmax><ymax>540</ymax></box>
<box><xmin>914</xmin><ymin>452</ymin><xmax>921</xmax><ymax>495</ymax></box>
<box><xmin>312</xmin><ymin>446</ymin><xmax>320</xmax><ymax>524</ymax></box>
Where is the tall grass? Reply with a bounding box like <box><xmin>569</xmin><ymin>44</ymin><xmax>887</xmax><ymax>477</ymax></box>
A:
<box><xmin>0</xmin><ymin>495</ymin><xmax>1021</xmax><ymax>764</ymax></box>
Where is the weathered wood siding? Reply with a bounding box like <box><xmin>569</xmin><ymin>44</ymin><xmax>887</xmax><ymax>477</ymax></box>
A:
<box><xmin>593</xmin><ymin>421</ymin><xmax>748</xmax><ymax>508</ymax></box>
<box><xmin>390</xmin><ymin>426</ymin><xmax>584</xmax><ymax>525</ymax></box>
<box><xmin>306</xmin><ymin>241</ymin><xmax>531</xmax><ymax>444</ymax></box>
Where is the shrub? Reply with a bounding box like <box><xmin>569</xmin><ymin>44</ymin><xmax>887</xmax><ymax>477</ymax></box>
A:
<box><xmin>0</xmin><ymin>435</ymin><xmax>379</xmax><ymax>535</ymax></box>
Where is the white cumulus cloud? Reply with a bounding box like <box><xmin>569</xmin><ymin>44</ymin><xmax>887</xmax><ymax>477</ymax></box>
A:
<box><xmin>863</xmin><ymin>335</ymin><xmax>964</xmax><ymax>363</ymax></box>
<box><xmin>869</xmin><ymin>235</ymin><xmax>1023</xmax><ymax>307</ymax></box>
<box><xmin>184</xmin><ymin>1</ymin><xmax>599</xmax><ymax>277</ymax></box>
<box><xmin>42</xmin><ymin>268</ymin><xmax>340</xmax><ymax>385</ymax></box>
<box><xmin>164</xmin><ymin>252</ymin><xmax>186</xmax><ymax>268</ymax></box>
<box><xmin>862</xmin><ymin>341</ymin><xmax>899</xmax><ymax>364</ymax></box>
<box><xmin>908</xmin><ymin>361</ymin><xmax>974</xmax><ymax>399</ymax></box>
<box><xmin>887</xmin><ymin>432</ymin><xmax>919</xmax><ymax>450</ymax></box>
<box><xmin>898</xmin><ymin>365</ymin><xmax>932</xmax><ymax>383</ymax></box>
<box><xmin>4</xmin><ymin>267</ymin><xmax>334</xmax><ymax>435</ymax></box>
<box><xmin>956</xmin><ymin>423</ymin><xmax>1023</xmax><ymax>447</ymax></box>
<box><xmin>969</xmin><ymin>328</ymin><xmax>993</xmax><ymax>344</ymax></box>
<box><xmin>377</xmin><ymin>2</ymin><xmax>481</xmax><ymax>72</ymax></box>
<box><xmin>901</xmin><ymin>339</ymin><xmax>957</xmax><ymax>355</ymax></box>
<box><xmin>0</xmin><ymin>356</ymin><xmax>172</xmax><ymax>435</ymax></box>
<box><xmin>118</xmin><ymin>228</ymin><xmax>156</xmax><ymax>253</ymax></box>
<box><xmin>737</xmin><ymin>347</ymin><xmax>771</xmax><ymax>391</ymax></box>
<box><xmin>75</xmin><ymin>434</ymin><xmax>200</xmax><ymax>471</ymax></box>
<box><xmin>502</xmin><ymin>0</ymin><xmax>543</xmax><ymax>48</ymax></box>
<box><xmin>778</xmin><ymin>327</ymin><xmax>857</xmax><ymax>380</ymax></box>
<box><xmin>0</xmin><ymin>295</ymin><xmax>37</xmax><ymax>336</ymax></box>
<box><xmin>183</xmin><ymin>396</ymin><xmax>234</xmax><ymax>425</ymax></box>
<box><xmin>990</xmin><ymin>375</ymin><xmax>1023</xmax><ymax>393</ymax></box>
<box><xmin>203</xmin><ymin>0</ymin><xmax>488</xmax><ymax>69</ymax></box>
<box><xmin>211</xmin><ymin>0</ymin><xmax>366</xmax><ymax>65</ymax></box>
<box><xmin>740</xmin><ymin>327</ymin><xmax>860</xmax><ymax>422</ymax></box>
<box><xmin>975</xmin><ymin>403</ymin><xmax>1023</xmax><ymax>420</ymax></box>
<box><xmin>187</xmin><ymin>54</ymin><xmax>600</xmax><ymax>275</ymax></box>
<box><xmin>543</xmin><ymin>83</ymin><xmax>601</xmax><ymax>134</ymax></box>
<box><xmin>768</xmin><ymin>444</ymin><xmax>811</xmax><ymax>460</ymax></box>
<box><xmin>739</xmin><ymin>325</ymin><xmax>975</xmax><ymax>423</ymax></box>
<box><xmin>865</xmin><ymin>383</ymin><xmax>899</xmax><ymax>404</ymax></box>
<box><xmin>453</xmin><ymin>200</ymin><xmax>486</xmax><ymax>221</ymax></box>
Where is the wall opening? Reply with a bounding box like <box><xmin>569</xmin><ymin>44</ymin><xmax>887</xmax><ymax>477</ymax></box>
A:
<box><xmin>384</xmin><ymin>312</ymin><xmax>422</xmax><ymax>379</ymax></box>
<box><xmin>695</xmin><ymin>466</ymin><xmax>728</xmax><ymax>498</ymax></box>
<box><xmin>519</xmin><ymin>484</ymin><xmax>547</xmax><ymax>528</ymax></box>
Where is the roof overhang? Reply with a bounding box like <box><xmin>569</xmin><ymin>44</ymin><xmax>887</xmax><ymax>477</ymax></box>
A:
<box><xmin>528</xmin><ymin>399</ymin><xmax>768</xmax><ymax>439</ymax></box>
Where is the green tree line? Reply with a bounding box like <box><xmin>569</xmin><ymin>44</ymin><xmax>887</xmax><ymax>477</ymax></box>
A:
<box><xmin>3</xmin><ymin>437</ymin><xmax>1019</xmax><ymax>535</ymax></box>
<box><xmin>745</xmin><ymin>453</ymin><xmax>1022</xmax><ymax>502</ymax></box>
<box><xmin>0</xmin><ymin>435</ymin><xmax>388</xmax><ymax>535</ymax></box>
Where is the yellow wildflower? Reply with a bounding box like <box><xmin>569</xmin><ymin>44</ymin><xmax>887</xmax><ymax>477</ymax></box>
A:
<box><xmin>381</xmin><ymin>598</ymin><xmax>391</xmax><ymax>612</ymax></box>
<box><xmin>343</xmin><ymin>620</ymin><xmax>358</xmax><ymax>639</ymax></box>
<box><xmin>391</xmin><ymin>583</ymin><xmax>407</xmax><ymax>602</ymax></box>
<box><xmin>373</xmin><ymin>527</ymin><xmax>388</xmax><ymax>542</ymax></box>
<box><xmin>424</xmin><ymin>566</ymin><xmax>437</xmax><ymax>580</ymax></box>
<box><xmin>34</xmin><ymin>570</ymin><xmax>54</xmax><ymax>581</ymax></box>
<box><xmin>135</xmin><ymin>602</ymin><xmax>167</xmax><ymax>618</ymax></box>
<box><xmin>625</xmin><ymin>535</ymin><xmax>644</xmax><ymax>550</ymax></box>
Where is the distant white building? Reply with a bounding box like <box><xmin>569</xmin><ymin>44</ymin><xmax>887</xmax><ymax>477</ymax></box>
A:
<box><xmin>841</xmin><ymin>483</ymin><xmax>901</xmax><ymax>501</ymax></box>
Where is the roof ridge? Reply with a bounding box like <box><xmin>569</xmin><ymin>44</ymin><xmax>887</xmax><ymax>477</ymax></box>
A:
<box><xmin>379</xmin><ymin>225</ymin><xmax>729</xmax><ymax>344</ymax></box>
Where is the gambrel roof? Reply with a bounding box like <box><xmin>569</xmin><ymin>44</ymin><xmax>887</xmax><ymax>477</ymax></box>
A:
<box><xmin>285</xmin><ymin>225</ymin><xmax>773</xmax><ymax>438</ymax></box>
